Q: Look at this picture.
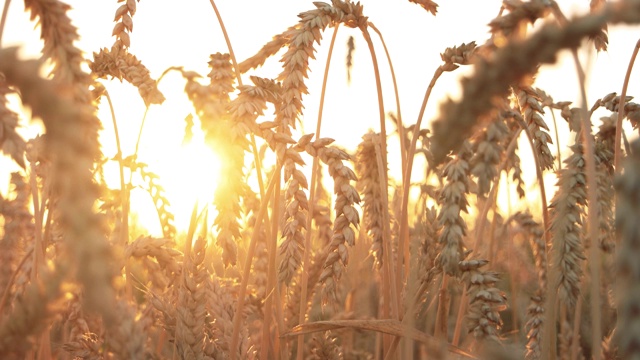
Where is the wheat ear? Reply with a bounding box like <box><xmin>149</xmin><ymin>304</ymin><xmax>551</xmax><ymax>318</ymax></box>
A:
<box><xmin>0</xmin><ymin>75</ymin><xmax>26</xmax><ymax>168</ymax></box>
<box><xmin>0</xmin><ymin>47</ymin><xmax>121</xmax><ymax>324</ymax></box>
<box><xmin>430</xmin><ymin>0</ymin><xmax>640</xmax><ymax>163</ymax></box>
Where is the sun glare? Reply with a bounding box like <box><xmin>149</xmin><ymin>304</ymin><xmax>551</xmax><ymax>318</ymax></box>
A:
<box><xmin>119</xmin><ymin>125</ymin><xmax>222</xmax><ymax>237</ymax></box>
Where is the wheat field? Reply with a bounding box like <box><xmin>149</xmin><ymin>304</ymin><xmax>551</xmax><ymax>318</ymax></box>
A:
<box><xmin>1</xmin><ymin>0</ymin><xmax>640</xmax><ymax>359</ymax></box>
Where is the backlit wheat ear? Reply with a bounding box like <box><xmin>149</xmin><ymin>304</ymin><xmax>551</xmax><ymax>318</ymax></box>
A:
<box><xmin>124</xmin><ymin>236</ymin><xmax>181</xmax><ymax>277</ymax></box>
<box><xmin>460</xmin><ymin>259</ymin><xmax>506</xmax><ymax>344</ymax></box>
<box><xmin>309</xmin><ymin>139</ymin><xmax>360</xmax><ymax>307</ymax></box>
<box><xmin>63</xmin><ymin>333</ymin><xmax>102</xmax><ymax>359</ymax></box>
<box><xmin>124</xmin><ymin>160</ymin><xmax>177</xmax><ymax>239</ymax></box>
<box><xmin>0</xmin><ymin>48</ymin><xmax>120</xmax><ymax>325</ymax></box>
<box><xmin>285</xmin><ymin>250</ymin><xmax>324</xmax><ymax>329</ymax></box>
<box><xmin>277</xmin><ymin>133</ymin><xmax>314</xmax><ymax>285</ymax></box>
<box><xmin>176</xmin><ymin>236</ymin><xmax>207</xmax><ymax>359</ymax></box>
<box><xmin>506</xmin><ymin>137</ymin><xmax>526</xmax><ymax>198</ymax></box>
<box><xmin>106</xmin><ymin>301</ymin><xmax>146</xmax><ymax>359</ymax></box>
<box><xmin>515</xmin><ymin>86</ymin><xmax>555</xmax><ymax>171</ymax></box>
<box><xmin>509</xmin><ymin>212</ymin><xmax>546</xmax><ymax>289</ymax></box>
<box><xmin>407</xmin><ymin>0</ymin><xmax>438</xmax><ymax>15</ymax></box>
<box><xmin>590</xmin><ymin>0</ymin><xmax>609</xmax><ymax>52</ymax></box>
<box><xmin>308</xmin><ymin>331</ymin><xmax>342</xmax><ymax>360</ymax></box>
<box><xmin>204</xmin><ymin>275</ymin><xmax>245</xmax><ymax>359</ymax></box>
<box><xmin>524</xmin><ymin>292</ymin><xmax>545</xmax><ymax>360</ymax></box>
<box><xmin>0</xmin><ymin>77</ymin><xmax>26</xmax><ymax>168</ymax></box>
<box><xmin>0</xmin><ymin>265</ymin><xmax>64</xmax><ymax>356</ymax></box>
<box><xmin>0</xmin><ymin>173</ymin><xmax>33</xmax><ymax>301</ymax></box>
<box><xmin>273</xmin><ymin>0</ymin><xmax>365</xmax><ymax>289</ymax></box>
<box><xmin>470</xmin><ymin>113</ymin><xmax>509</xmax><ymax>197</ymax></box>
<box><xmin>488</xmin><ymin>0</ymin><xmax>550</xmax><ymax>38</ymax></box>
<box><xmin>419</xmin><ymin>205</ymin><xmax>441</xmax><ymax>278</ymax></box>
<box><xmin>63</xmin><ymin>293</ymin><xmax>90</xmax><ymax>343</ymax></box>
<box><xmin>276</xmin><ymin>0</ymin><xmax>367</xmax><ymax>132</ymax></box>
<box><xmin>111</xmin><ymin>0</ymin><xmax>137</xmax><ymax>49</ymax></box>
<box><xmin>430</xmin><ymin>1</ymin><xmax>640</xmax><ymax>163</ymax></box>
<box><xmin>594</xmin><ymin>116</ymin><xmax>616</xmax><ymax>253</ymax></box>
<box><xmin>25</xmin><ymin>0</ymin><xmax>94</xmax><ymax>101</ymax></box>
<box><xmin>91</xmin><ymin>48</ymin><xmax>165</xmax><ymax>106</ymax></box>
<box><xmin>356</xmin><ymin>132</ymin><xmax>385</xmax><ymax>268</ymax></box>
<box><xmin>549</xmin><ymin>144</ymin><xmax>587</xmax><ymax>308</ymax></box>
<box><xmin>183</xmin><ymin>53</ymin><xmax>235</xmax><ymax>149</ymax></box>
<box><xmin>239</xmin><ymin>31</ymin><xmax>291</xmax><ymax>73</ymax></box>
<box><xmin>218</xmin><ymin>80</ymin><xmax>271</xmax><ymax>267</ymax></box>
<box><xmin>435</xmin><ymin>140</ymin><xmax>472</xmax><ymax>277</ymax></box>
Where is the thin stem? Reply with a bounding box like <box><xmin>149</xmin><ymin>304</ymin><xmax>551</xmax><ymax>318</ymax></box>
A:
<box><xmin>402</xmin><ymin>66</ymin><xmax>445</xmax><ymax>344</ymax></box>
<box><xmin>0</xmin><ymin>248</ymin><xmax>33</xmax><ymax>315</ymax></box>
<box><xmin>375</xmin><ymin>138</ymin><xmax>400</xmax><ymax>359</ymax></box>
<box><xmin>275</xmin><ymin>282</ymin><xmax>289</xmax><ymax>359</ymax></box>
<box><xmin>360</xmin><ymin>28</ymin><xmax>389</xmax><ymax>196</ymax></box>
<box><xmin>132</xmin><ymin>66</ymin><xmax>181</xmax><ymax>162</ymax></box>
<box><xmin>570</xmin><ymin>294</ymin><xmax>583</xmax><ymax>360</ymax></box>
<box><xmin>368</xmin><ymin>22</ymin><xmax>406</xmax><ymax>171</ymax></box>
<box><xmin>361</xmin><ymin>25</ymin><xmax>399</xmax><ymax>320</ymax></box>
<box><xmin>295</xmin><ymin>25</ymin><xmax>339</xmax><ymax>360</ymax></box>
<box><xmin>550</xmin><ymin>107</ymin><xmax>562</xmax><ymax>170</ymax></box>
<box><xmin>433</xmin><ymin>274</ymin><xmax>450</xmax><ymax>340</ymax></box>
<box><xmin>0</xmin><ymin>0</ymin><xmax>10</xmax><ymax>46</ymax></box>
<box><xmin>104</xmin><ymin>89</ymin><xmax>128</xmax><ymax>246</ymax></box>
<box><xmin>261</xmin><ymin>167</ymin><xmax>281</xmax><ymax>360</ymax></box>
<box><xmin>29</xmin><ymin>165</ymin><xmax>42</xmax><ymax>281</ymax></box>
<box><xmin>375</xmin><ymin>137</ymin><xmax>398</xmax><ymax>321</ymax></box>
<box><xmin>133</xmin><ymin>106</ymin><xmax>150</xmax><ymax>160</ymax></box>
<box><xmin>208</xmin><ymin>0</ymin><xmax>240</xmax><ymax>85</ymax></box>
<box><xmin>369</xmin><ymin>23</ymin><xmax>414</xmax><ymax>311</ymax></box>
<box><xmin>573</xmin><ymin>51</ymin><xmax>602</xmax><ymax>360</ymax></box>
<box><xmin>400</xmin><ymin>65</ymin><xmax>444</xmax><ymax>299</ymax></box>
<box><xmin>616</xmin><ymin>39</ymin><xmax>640</xmax><ymax>171</ymax></box>
<box><xmin>229</xmin><ymin>167</ymin><xmax>280</xmax><ymax>360</ymax></box>
<box><xmin>510</xmin><ymin>112</ymin><xmax>553</xmax><ymax>360</ymax></box>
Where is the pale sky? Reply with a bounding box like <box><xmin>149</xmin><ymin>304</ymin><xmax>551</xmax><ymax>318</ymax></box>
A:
<box><xmin>3</xmin><ymin>0</ymin><xmax>639</xmax><ymax>233</ymax></box>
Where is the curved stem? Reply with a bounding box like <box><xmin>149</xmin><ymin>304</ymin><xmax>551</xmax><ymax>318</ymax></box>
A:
<box><xmin>127</xmin><ymin>67</ymin><xmax>178</xmax><ymax>248</ymax></box>
<box><xmin>616</xmin><ymin>39</ymin><xmax>640</xmax><ymax>171</ymax></box>
<box><xmin>361</xmin><ymin>27</ymin><xmax>400</xmax><ymax>324</ymax></box>
<box><xmin>549</xmin><ymin>106</ymin><xmax>562</xmax><ymax>170</ymax></box>
<box><xmin>104</xmin><ymin>89</ymin><xmax>128</xmax><ymax>246</ymax></box>
<box><xmin>361</xmin><ymin>25</ymin><xmax>396</xmax><ymax>299</ymax></box>
<box><xmin>208</xmin><ymin>0</ymin><xmax>240</xmax><ymax>86</ymax></box>
<box><xmin>29</xmin><ymin>166</ymin><xmax>42</xmax><ymax>281</ymax></box>
<box><xmin>295</xmin><ymin>25</ymin><xmax>339</xmax><ymax>360</ymax></box>
<box><xmin>0</xmin><ymin>248</ymin><xmax>33</xmax><ymax>315</ymax></box>
<box><xmin>368</xmin><ymin>22</ymin><xmax>406</xmax><ymax>172</ymax></box>
<box><xmin>261</xmin><ymin>168</ymin><xmax>281</xmax><ymax>360</ymax></box>
<box><xmin>400</xmin><ymin>64</ymin><xmax>444</xmax><ymax>294</ymax></box>
<box><xmin>0</xmin><ymin>0</ymin><xmax>10</xmax><ymax>47</ymax></box>
<box><xmin>131</xmin><ymin>66</ymin><xmax>182</xmax><ymax>163</ymax></box>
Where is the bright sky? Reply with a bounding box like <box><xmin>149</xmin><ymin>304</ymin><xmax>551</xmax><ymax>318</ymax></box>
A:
<box><xmin>3</xmin><ymin>0</ymin><xmax>640</xmax><ymax>233</ymax></box>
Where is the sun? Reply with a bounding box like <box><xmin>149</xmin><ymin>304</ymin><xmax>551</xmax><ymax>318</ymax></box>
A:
<box><xmin>114</xmin><ymin>119</ymin><xmax>222</xmax><ymax>237</ymax></box>
<box><xmin>153</xmin><ymin>136</ymin><xmax>221</xmax><ymax>231</ymax></box>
